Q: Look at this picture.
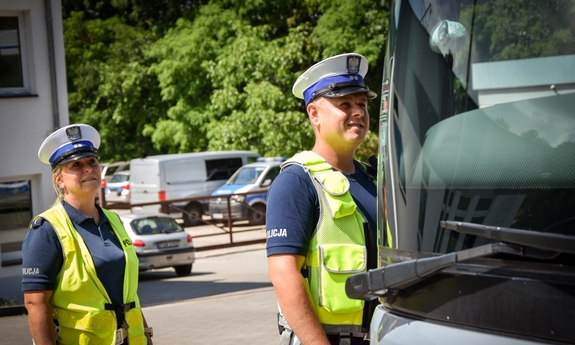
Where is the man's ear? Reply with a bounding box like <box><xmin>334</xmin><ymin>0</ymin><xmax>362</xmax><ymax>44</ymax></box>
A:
<box><xmin>307</xmin><ymin>101</ymin><xmax>320</xmax><ymax>125</ymax></box>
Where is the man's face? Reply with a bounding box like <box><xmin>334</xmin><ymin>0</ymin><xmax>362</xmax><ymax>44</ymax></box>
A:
<box><xmin>308</xmin><ymin>93</ymin><xmax>370</xmax><ymax>149</ymax></box>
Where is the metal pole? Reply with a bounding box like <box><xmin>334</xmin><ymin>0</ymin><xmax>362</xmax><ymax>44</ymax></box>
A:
<box><xmin>44</xmin><ymin>0</ymin><xmax>60</xmax><ymax>130</ymax></box>
<box><xmin>226</xmin><ymin>195</ymin><xmax>233</xmax><ymax>243</ymax></box>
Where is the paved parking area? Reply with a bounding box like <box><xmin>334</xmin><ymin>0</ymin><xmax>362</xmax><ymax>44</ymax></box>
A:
<box><xmin>1</xmin><ymin>246</ymin><xmax>280</xmax><ymax>344</ymax></box>
<box><xmin>1</xmin><ymin>209</ymin><xmax>274</xmax><ymax>344</ymax></box>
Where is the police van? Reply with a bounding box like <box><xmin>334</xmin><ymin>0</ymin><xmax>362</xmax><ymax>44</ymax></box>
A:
<box><xmin>130</xmin><ymin>151</ymin><xmax>260</xmax><ymax>226</ymax></box>
<box><xmin>208</xmin><ymin>157</ymin><xmax>286</xmax><ymax>225</ymax></box>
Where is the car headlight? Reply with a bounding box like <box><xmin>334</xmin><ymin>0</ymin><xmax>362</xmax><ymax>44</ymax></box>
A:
<box><xmin>231</xmin><ymin>195</ymin><xmax>245</xmax><ymax>203</ymax></box>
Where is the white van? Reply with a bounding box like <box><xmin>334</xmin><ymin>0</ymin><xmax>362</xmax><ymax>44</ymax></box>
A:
<box><xmin>130</xmin><ymin>151</ymin><xmax>260</xmax><ymax>226</ymax></box>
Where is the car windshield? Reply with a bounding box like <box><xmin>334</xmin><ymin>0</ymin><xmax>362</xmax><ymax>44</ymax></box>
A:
<box><xmin>130</xmin><ymin>217</ymin><xmax>184</xmax><ymax>235</ymax></box>
<box><xmin>110</xmin><ymin>174</ymin><xmax>129</xmax><ymax>184</ymax></box>
<box><xmin>227</xmin><ymin>166</ymin><xmax>266</xmax><ymax>185</ymax></box>
<box><xmin>383</xmin><ymin>0</ymin><xmax>575</xmax><ymax>252</ymax></box>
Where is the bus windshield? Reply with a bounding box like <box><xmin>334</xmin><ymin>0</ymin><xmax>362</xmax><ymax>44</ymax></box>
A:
<box><xmin>384</xmin><ymin>0</ymin><xmax>575</xmax><ymax>252</ymax></box>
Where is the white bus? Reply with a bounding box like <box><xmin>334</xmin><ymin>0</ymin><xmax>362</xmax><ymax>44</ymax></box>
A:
<box><xmin>346</xmin><ymin>0</ymin><xmax>575</xmax><ymax>344</ymax></box>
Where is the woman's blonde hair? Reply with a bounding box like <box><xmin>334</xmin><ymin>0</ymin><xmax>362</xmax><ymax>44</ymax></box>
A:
<box><xmin>51</xmin><ymin>165</ymin><xmax>65</xmax><ymax>207</ymax></box>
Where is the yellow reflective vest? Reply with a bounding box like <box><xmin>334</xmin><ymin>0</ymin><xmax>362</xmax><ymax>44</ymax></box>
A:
<box><xmin>35</xmin><ymin>204</ymin><xmax>145</xmax><ymax>345</ymax></box>
<box><xmin>282</xmin><ymin>151</ymin><xmax>373</xmax><ymax>335</ymax></box>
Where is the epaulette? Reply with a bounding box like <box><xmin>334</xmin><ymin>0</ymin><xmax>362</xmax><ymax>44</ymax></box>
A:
<box><xmin>31</xmin><ymin>217</ymin><xmax>45</xmax><ymax>229</ymax></box>
<box><xmin>356</xmin><ymin>155</ymin><xmax>378</xmax><ymax>181</ymax></box>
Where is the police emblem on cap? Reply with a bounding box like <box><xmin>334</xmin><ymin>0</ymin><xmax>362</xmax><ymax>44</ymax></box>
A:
<box><xmin>346</xmin><ymin>55</ymin><xmax>361</xmax><ymax>75</ymax></box>
<box><xmin>38</xmin><ymin>124</ymin><xmax>101</xmax><ymax>167</ymax></box>
<box><xmin>292</xmin><ymin>53</ymin><xmax>377</xmax><ymax>105</ymax></box>
<box><xmin>66</xmin><ymin>126</ymin><xmax>82</xmax><ymax>141</ymax></box>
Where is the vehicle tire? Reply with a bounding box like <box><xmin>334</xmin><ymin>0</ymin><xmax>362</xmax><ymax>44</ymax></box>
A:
<box><xmin>174</xmin><ymin>264</ymin><xmax>192</xmax><ymax>277</ymax></box>
<box><xmin>183</xmin><ymin>203</ymin><xmax>203</xmax><ymax>227</ymax></box>
<box><xmin>248</xmin><ymin>204</ymin><xmax>266</xmax><ymax>225</ymax></box>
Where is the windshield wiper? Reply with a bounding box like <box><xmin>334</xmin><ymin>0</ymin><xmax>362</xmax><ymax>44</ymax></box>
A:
<box><xmin>161</xmin><ymin>226</ymin><xmax>180</xmax><ymax>234</ymax></box>
<box><xmin>441</xmin><ymin>221</ymin><xmax>575</xmax><ymax>255</ymax></box>
<box><xmin>346</xmin><ymin>221</ymin><xmax>575</xmax><ymax>300</ymax></box>
<box><xmin>346</xmin><ymin>242</ymin><xmax>523</xmax><ymax>300</ymax></box>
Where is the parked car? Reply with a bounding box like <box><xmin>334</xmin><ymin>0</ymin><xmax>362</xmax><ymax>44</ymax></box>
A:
<box><xmin>118</xmin><ymin>213</ymin><xmax>195</xmax><ymax>276</ymax></box>
<box><xmin>208</xmin><ymin>157</ymin><xmax>285</xmax><ymax>225</ymax></box>
<box><xmin>100</xmin><ymin>161</ymin><xmax>130</xmax><ymax>188</ymax></box>
<box><xmin>105</xmin><ymin>171</ymin><xmax>130</xmax><ymax>205</ymax></box>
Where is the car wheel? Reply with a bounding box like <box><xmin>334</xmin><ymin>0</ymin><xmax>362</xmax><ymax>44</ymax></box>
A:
<box><xmin>174</xmin><ymin>264</ymin><xmax>192</xmax><ymax>276</ymax></box>
<box><xmin>248</xmin><ymin>204</ymin><xmax>266</xmax><ymax>225</ymax></box>
<box><xmin>183</xmin><ymin>203</ymin><xmax>203</xmax><ymax>227</ymax></box>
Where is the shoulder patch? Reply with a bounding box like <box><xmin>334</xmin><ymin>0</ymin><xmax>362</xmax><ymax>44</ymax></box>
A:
<box><xmin>31</xmin><ymin>217</ymin><xmax>45</xmax><ymax>229</ymax></box>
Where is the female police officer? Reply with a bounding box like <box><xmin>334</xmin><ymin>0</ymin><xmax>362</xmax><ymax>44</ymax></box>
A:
<box><xmin>22</xmin><ymin>124</ymin><xmax>153</xmax><ymax>344</ymax></box>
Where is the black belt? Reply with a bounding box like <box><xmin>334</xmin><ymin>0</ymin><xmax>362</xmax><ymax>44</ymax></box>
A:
<box><xmin>105</xmin><ymin>302</ymin><xmax>136</xmax><ymax>329</ymax></box>
<box><xmin>326</xmin><ymin>333</ymin><xmax>369</xmax><ymax>345</ymax></box>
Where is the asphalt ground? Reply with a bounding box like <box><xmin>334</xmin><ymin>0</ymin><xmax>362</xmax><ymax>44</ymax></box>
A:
<box><xmin>1</xmin><ymin>209</ymin><xmax>277</xmax><ymax>344</ymax></box>
<box><xmin>0</xmin><ymin>244</ymin><xmax>280</xmax><ymax>344</ymax></box>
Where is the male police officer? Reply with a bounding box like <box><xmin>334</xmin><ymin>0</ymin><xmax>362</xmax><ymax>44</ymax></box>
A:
<box><xmin>266</xmin><ymin>53</ymin><xmax>377</xmax><ymax>345</ymax></box>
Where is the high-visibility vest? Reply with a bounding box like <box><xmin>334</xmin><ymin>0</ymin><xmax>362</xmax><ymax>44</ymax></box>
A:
<box><xmin>35</xmin><ymin>204</ymin><xmax>145</xmax><ymax>345</ymax></box>
<box><xmin>281</xmin><ymin>151</ymin><xmax>370</xmax><ymax>334</ymax></box>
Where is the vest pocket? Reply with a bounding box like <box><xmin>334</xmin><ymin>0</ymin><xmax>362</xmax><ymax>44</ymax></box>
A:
<box><xmin>317</xmin><ymin>171</ymin><xmax>357</xmax><ymax>219</ymax></box>
<box><xmin>319</xmin><ymin>244</ymin><xmax>366</xmax><ymax>313</ymax></box>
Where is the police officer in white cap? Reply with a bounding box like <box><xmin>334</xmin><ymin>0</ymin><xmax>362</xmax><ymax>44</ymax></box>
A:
<box><xmin>22</xmin><ymin>124</ymin><xmax>153</xmax><ymax>344</ymax></box>
<box><xmin>267</xmin><ymin>54</ymin><xmax>378</xmax><ymax>345</ymax></box>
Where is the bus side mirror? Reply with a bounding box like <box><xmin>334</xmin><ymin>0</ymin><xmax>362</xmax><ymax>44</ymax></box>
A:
<box><xmin>429</xmin><ymin>20</ymin><xmax>467</xmax><ymax>56</ymax></box>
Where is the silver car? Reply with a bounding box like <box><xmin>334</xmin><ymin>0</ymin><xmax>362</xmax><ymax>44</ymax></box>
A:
<box><xmin>105</xmin><ymin>170</ymin><xmax>130</xmax><ymax>205</ymax></box>
<box><xmin>118</xmin><ymin>213</ymin><xmax>195</xmax><ymax>276</ymax></box>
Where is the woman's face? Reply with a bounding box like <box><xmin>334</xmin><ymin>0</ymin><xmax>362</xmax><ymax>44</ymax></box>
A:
<box><xmin>55</xmin><ymin>157</ymin><xmax>101</xmax><ymax>199</ymax></box>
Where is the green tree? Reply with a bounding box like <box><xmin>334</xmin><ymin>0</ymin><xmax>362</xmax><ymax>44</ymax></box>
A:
<box><xmin>62</xmin><ymin>0</ymin><xmax>389</xmax><ymax>162</ymax></box>
<box><xmin>64</xmin><ymin>12</ymin><xmax>167</xmax><ymax>162</ymax></box>
<box><xmin>148</xmin><ymin>0</ymin><xmax>388</xmax><ymax>159</ymax></box>
<box><xmin>62</xmin><ymin>0</ymin><xmax>204</xmax><ymax>34</ymax></box>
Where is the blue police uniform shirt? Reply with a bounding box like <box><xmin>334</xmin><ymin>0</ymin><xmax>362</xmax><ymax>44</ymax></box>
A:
<box><xmin>22</xmin><ymin>201</ymin><xmax>126</xmax><ymax>305</ymax></box>
<box><xmin>266</xmin><ymin>161</ymin><xmax>376</xmax><ymax>257</ymax></box>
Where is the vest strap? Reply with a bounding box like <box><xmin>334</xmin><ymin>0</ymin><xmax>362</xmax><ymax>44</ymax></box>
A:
<box><xmin>283</xmin><ymin>151</ymin><xmax>356</xmax><ymax>219</ymax></box>
<box><xmin>105</xmin><ymin>302</ymin><xmax>136</xmax><ymax>329</ymax></box>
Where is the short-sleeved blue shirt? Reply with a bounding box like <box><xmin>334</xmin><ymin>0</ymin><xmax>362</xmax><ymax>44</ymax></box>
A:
<box><xmin>266</xmin><ymin>161</ymin><xmax>376</xmax><ymax>257</ymax></box>
<box><xmin>22</xmin><ymin>201</ymin><xmax>126</xmax><ymax>305</ymax></box>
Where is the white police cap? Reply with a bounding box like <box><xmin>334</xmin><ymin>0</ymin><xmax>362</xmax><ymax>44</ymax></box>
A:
<box><xmin>38</xmin><ymin>124</ymin><xmax>100</xmax><ymax>168</ymax></box>
<box><xmin>292</xmin><ymin>53</ymin><xmax>377</xmax><ymax>105</ymax></box>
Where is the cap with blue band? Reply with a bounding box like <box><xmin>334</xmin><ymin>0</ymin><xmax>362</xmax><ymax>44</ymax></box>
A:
<box><xmin>50</xmin><ymin>141</ymin><xmax>93</xmax><ymax>165</ymax></box>
<box><xmin>38</xmin><ymin>124</ymin><xmax>100</xmax><ymax>169</ymax></box>
<box><xmin>303</xmin><ymin>74</ymin><xmax>370</xmax><ymax>105</ymax></box>
<box><xmin>293</xmin><ymin>53</ymin><xmax>377</xmax><ymax>105</ymax></box>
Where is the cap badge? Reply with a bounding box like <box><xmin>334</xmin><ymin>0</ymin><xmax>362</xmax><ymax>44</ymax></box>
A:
<box><xmin>65</xmin><ymin>126</ymin><xmax>82</xmax><ymax>141</ymax></box>
<box><xmin>346</xmin><ymin>56</ymin><xmax>361</xmax><ymax>75</ymax></box>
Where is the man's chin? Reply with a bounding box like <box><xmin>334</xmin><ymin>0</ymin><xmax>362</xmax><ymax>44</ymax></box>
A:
<box><xmin>346</xmin><ymin>133</ymin><xmax>366</xmax><ymax>144</ymax></box>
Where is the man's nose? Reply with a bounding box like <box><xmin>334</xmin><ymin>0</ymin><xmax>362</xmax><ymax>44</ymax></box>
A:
<box><xmin>351</xmin><ymin>104</ymin><xmax>367</xmax><ymax>117</ymax></box>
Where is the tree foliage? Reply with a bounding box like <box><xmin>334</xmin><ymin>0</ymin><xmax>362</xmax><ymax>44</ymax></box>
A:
<box><xmin>63</xmin><ymin>0</ymin><xmax>389</xmax><ymax>162</ymax></box>
<box><xmin>462</xmin><ymin>0</ymin><xmax>575</xmax><ymax>61</ymax></box>
<box><xmin>61</xmin><ymin>0</ymin><xmax>206</xmax><ymax>34</ymax></box>
<box><xmin>64</xmin><ymin>12</ymin><xmax>167</xmax><ymax>162</ymax></box>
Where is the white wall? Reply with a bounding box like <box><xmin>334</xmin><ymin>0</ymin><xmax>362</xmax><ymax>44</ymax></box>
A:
<box><xmin>0</xmin><ymin>0</ymin><xmax>68</xmax><ymax>303</ymax></box>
